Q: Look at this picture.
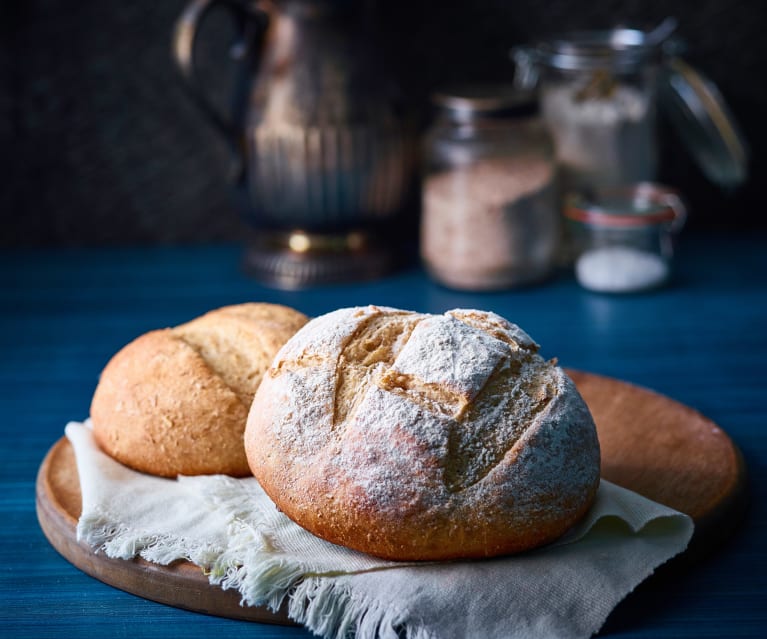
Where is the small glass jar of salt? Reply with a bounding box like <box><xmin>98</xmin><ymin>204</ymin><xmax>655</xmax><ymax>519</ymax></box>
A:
<box><xmin>421</xmin><ymin>86</ymin><xmax>559</xmax><ymax>290</ymax></box>
<box><xmin>564</xmin><ymin>183</ymin><xmax>686</xmax><ymax>293</ymax></box>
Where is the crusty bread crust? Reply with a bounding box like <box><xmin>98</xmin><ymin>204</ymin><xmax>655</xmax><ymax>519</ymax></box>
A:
<box><xmin>245</xmin><ymin>306</ymin><xmax>600</xmax><ymax>560</ymax></box>
<box><xmin>91</xmin><ymin>303</ymin><xmax>308</xmax><ymax>477</ymax></box>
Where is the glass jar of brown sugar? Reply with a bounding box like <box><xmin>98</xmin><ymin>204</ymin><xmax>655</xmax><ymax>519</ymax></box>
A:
<box><xmin>421</xmin><ymin>87</ymin><xmax>559</xmax><ymax>290</ymax></box>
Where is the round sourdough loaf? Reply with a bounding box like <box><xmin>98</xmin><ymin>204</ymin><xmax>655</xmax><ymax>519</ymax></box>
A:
<box><xmin>91</xmin><ymin>303</ymin><xmax>308</xmax><ymax>477</ymax></box>
<box><xmin>245</xmin><ymin>305</ymin><xmax>600</xmax><ymax>560</ymax></box>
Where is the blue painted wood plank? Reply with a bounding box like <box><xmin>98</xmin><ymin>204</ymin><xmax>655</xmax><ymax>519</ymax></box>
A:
<box><xmin>2</xmin><ymin>232</ymin><xmax>766</xmax><ymax>637</ymax></box>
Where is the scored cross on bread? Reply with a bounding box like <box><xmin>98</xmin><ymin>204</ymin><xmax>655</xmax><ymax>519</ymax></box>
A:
<box><xmin>246</xmin><ymin>305</ymin><xmax>600</xmax><ymax>561</ymax></box>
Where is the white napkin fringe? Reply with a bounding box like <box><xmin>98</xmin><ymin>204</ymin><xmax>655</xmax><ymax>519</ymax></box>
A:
<box><xmin>64</xmin><ymin>421</ymin><xmax>693</xmax><ymax>639</ymax></box>
<box><xmin>209</xmin><ymin>538</ymin><xmax>434</xmax><ymax>639</ymax></box>
<box><xmin>77</xmin><ymin>506</ymin><xmax>227</xmax><ymax>568</ymax></box>
<box><xmin>288</xmin><ymin>577</ymin><xmax>432</xmax><ymax>639</ymax></box>
<box><xmin>191</xmin><ymin>478</ymin><xmax>432</xmax><ymax>638</ymax></box>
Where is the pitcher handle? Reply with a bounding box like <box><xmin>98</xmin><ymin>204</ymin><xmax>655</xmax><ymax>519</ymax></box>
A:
<box><xmin>172</xmin><ymin>0</ymin><xmax>268</xmax><ymax>171</ymax></box>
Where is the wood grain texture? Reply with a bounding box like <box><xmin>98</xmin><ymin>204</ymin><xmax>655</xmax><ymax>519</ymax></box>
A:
<box><xmin>35</xmin><ymin>371</ymin><xmax>746</xmax><ymax>623</ymax></box>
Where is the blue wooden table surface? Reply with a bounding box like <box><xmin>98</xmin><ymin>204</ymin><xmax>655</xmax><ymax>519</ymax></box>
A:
<box><xmin>1</xmin><ymin>233</ymin><xmax>766</xmax><ymax>638</ymax></box>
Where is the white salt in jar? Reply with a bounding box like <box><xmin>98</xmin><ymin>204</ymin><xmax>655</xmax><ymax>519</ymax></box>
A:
<box><xmin>421</xmin><ymin>87</ymin><xmax>559</xmax><ymax>290</ymax></box>
<box><xmin>564</xmin><ymin>184</ymin><xmax>686</xmax><ymax>293</ymax></box>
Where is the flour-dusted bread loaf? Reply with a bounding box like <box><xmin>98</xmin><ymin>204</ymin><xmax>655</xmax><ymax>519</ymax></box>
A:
<box><xmin>91</xmin><ymin>303</ymin><xmax>308</xmax><ymax>477</ymax></box>
<box><xmin>245</xmin><ymin>305</ymin><xmax>600</xmax><ymax>560</ymax></box>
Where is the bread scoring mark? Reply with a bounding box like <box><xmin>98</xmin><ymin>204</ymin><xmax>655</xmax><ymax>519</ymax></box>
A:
<box><xmin>333</xmin><ymin>311</ymin><xmax>423</xmax><ymax>428</ymax></box>
<box><xmin>429</xmin><ymin>309</ymin><xmax>555</xmax><ymax>493</ymax></box>
<box><xmin>377</xmin><ymin>315</ymin><xmax>510</xmax><ymax>415</ymax></box>
<box><xmin>269</xmin><ymin>353</ymin><xmax>329</xmax><ymax>377</ymax></box>
<box><xmin>171</xmin><ymin>326</ymin><xmax>266</xmax><ymax>407</ymax></box>
<box><xmin>447</xmin><ymin>309</ymin><xmax>540</xmax><ymax>353</ymax></box>
<box><xmin>170</xmin><ymin>304</ymin><xmax>308</xmax><ymax>410</ymax></box>
<box><xmin>443</xmin><ymin>356</ymin><xmax>556</xmax><ymax>493</ymax></box>
<box><xmin>378</xmin><ymin>371</ymin><xmax>473</xmax><ymax>419</ymax></box>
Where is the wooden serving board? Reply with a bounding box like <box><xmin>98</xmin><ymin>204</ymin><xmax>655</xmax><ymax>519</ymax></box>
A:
<box><xmin>36</xmin><ymin>370</ymin><xmax>747</xmax><ymax>624</ymax></box>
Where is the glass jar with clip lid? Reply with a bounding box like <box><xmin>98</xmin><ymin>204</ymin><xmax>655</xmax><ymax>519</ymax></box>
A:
<box><xmin>512</xmin><ymin>18</ymin><xmax>748</xmax><ymax>195</ymax></box>
<box><xmin>564</xmin><ymin>183</ymin><xmax>687</xmax><ymax>293</ymax></box>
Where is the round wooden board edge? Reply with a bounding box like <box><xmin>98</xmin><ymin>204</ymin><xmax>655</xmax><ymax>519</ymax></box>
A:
<box><xmin>35</xmin><ymin>436</ymin><xmax>296</xmax><ymax>625</ymax></box>
<box><xmin>566</xmin><ymin>369</ymin><xmax>749</xmax><ymax>559</ymax></box>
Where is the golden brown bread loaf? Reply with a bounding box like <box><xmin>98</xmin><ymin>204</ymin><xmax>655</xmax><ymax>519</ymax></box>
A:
<box><xmin>245</xmin><ymin>305</ymin><xmax>600</xmax><ymax>560</ymax></box>
<box><xmin>91</xmin><ymin>303</ymin><xmax>308</xmax><ymax>477</ymax></box>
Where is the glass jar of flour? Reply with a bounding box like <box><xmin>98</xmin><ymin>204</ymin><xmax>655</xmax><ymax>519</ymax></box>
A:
<box><xmin>421</xmin><ymin>87</ymin><xmax>559</xmax><ymax>290</ymax></box>
<box><xmin>512</xmin><ymin>22</ymin><xmax>748</xmax><ymax>194</ymax></box>
<box><xmin>564</xmin><ymin>183</ymin><xmax>686</xmax><ymax>293</ymax></box>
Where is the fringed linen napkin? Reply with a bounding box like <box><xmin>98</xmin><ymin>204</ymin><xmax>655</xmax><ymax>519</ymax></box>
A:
<box><xmin>66</xmin><ymin>420</ymin><xmax>693</xmax><ymax>639</ymax></box>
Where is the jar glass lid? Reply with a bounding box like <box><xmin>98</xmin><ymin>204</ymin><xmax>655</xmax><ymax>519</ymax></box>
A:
<box><xmin>432</xmin><ymin>85</ymin><xmax>538</xmax><ymax>120</ymax></box>
<box><xmin>659</xmin><ymin>58</ymin><xmax>749</xmax><ymax>188</ymax></box>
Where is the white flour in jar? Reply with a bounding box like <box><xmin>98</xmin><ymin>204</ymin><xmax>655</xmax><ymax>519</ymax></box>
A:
<box><xmin>541</xmin><ymin>84</ymin><xmax>656</xmax><ymax>191</ymax></box>
<box><xmin>421</xmin><ymin>155</ymin><xmax>557</xmax><ymax>290</ymax></box>
<box><xmin>575</xmin><ymin>246</ymin><xmax>669</xmax><ymax>292</ymax></box>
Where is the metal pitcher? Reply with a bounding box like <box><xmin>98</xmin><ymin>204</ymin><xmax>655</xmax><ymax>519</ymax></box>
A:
<box><xmin>173</xmin><ymin>0</ymin><xmax>416</xmax><ymax>287</ymax></box>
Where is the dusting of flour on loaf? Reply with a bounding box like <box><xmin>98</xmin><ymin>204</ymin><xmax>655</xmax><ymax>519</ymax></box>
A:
<box><xmin>245</xmin><ymin>305</ymin><xmax>600</xmax><ymax>560</ymax></box>
<box><xmin>379</xmin><ymin>315</ymin><xmax>510</xmax><ymax>417</ymax></box>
